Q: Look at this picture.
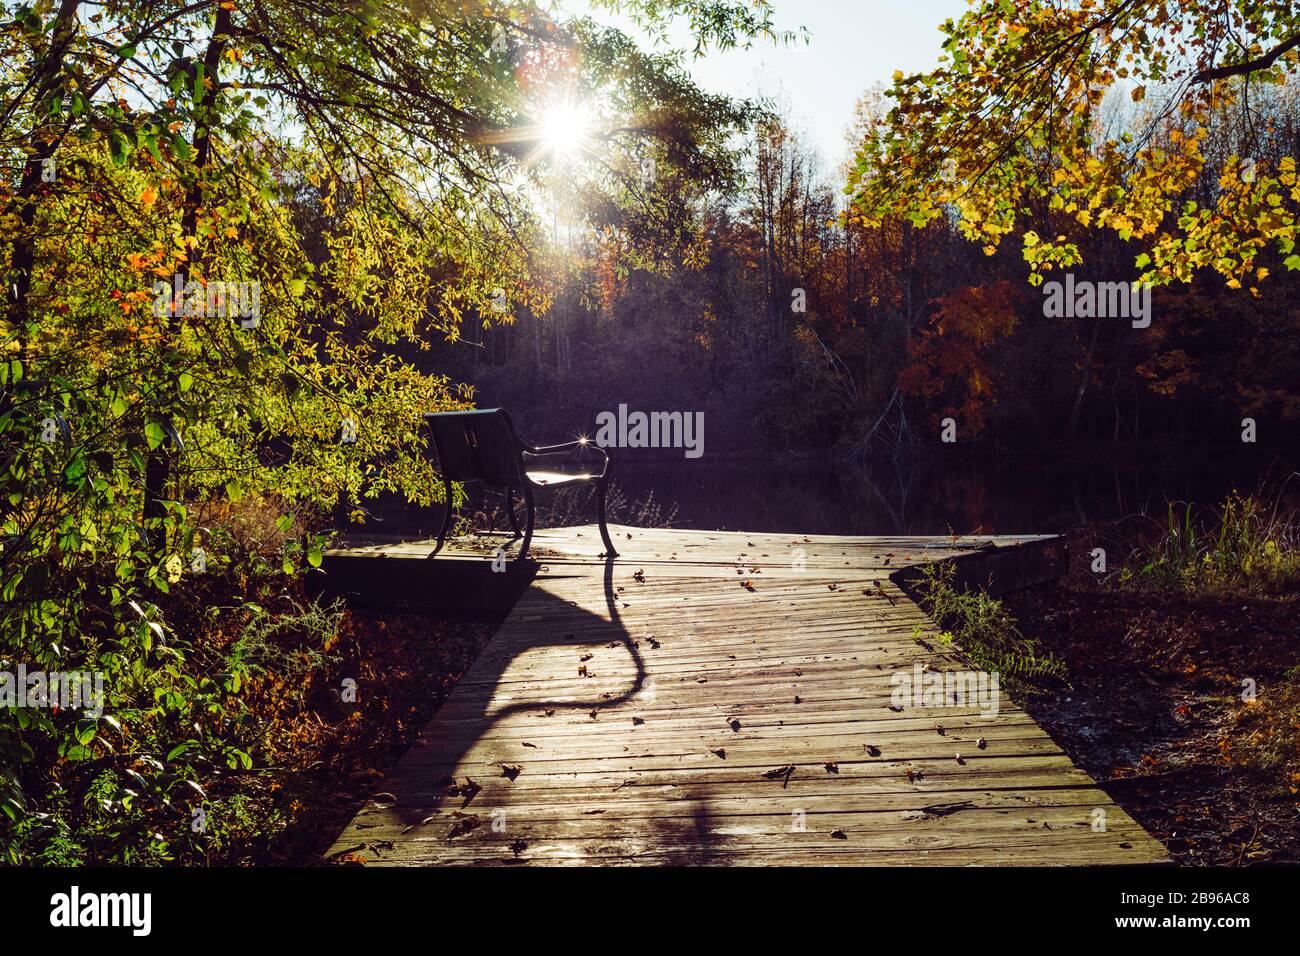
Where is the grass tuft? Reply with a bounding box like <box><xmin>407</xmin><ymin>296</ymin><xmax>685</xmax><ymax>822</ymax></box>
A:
<box><xmin>1121</xmin><ymin>490</ymin><xmax>1300</xmax><ymax>594</ymax></box>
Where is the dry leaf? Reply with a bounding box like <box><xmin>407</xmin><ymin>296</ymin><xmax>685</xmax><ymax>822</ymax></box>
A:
<box><xmin>761</xmin><ymin>765</ymin><xmax>796</xmax><ymax>788</ymax></box>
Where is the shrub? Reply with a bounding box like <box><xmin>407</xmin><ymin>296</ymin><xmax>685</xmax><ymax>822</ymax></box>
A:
<box><xmin>912</xmin><ymin>560</ymin><xmax>1066</xmax><ymax>693</ymax></box>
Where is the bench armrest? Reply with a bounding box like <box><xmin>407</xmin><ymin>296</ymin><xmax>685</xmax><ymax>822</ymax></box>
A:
<box><xmin>527</xmin><ymin>439</ymin><xmax>608</xmax><ymax>459</ymax></box>
<box><xmin>523</xmin><ymin>439</ymin><xmax>610</xmax><ymax>477</ymax></box>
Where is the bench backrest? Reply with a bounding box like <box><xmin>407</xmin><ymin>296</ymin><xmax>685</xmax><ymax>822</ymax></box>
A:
<box><xmin>424</xmin><ymin>409</ymin><xmax>527</xmax><ymax>486</ymax></box>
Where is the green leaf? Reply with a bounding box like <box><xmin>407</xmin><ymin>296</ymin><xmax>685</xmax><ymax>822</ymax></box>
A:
<box><xmin>144</xmin><ymin>422</ymin><xmax>165</xmax><ymax>451</ymax></box>
<box><xmin>167</xmin><ymin>742</ymin><xmax>194</xmax><ymax>762</ymax></box>
<box><xmin>307</xmin><ymin>546</ymin><xmax>323</xmax><ymax>568</ymax></box>
<box><xmin>63</xmin><ymin>453</ymin><xmax>87</xmax><ymax>482</ymax></box>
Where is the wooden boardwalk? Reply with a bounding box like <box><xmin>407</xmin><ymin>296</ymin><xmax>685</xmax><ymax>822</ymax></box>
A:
<box><xmin>324</xmin><ymin>526</ymin><xmax>1168</xmax><ymax>866</ymax></box>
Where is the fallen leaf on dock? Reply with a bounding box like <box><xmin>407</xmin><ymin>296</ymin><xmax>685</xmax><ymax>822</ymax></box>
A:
<box><xmin>921</xmin><ymin>801</ymin><xmax>974</xmax><ymax>817</ymax></box>
<box><xmin>447</xmin><ymin>813</ymin><xmax>482</xmax><ymax>838</ymax></box>
<box><xmin>761</xmin><ymin>765</ymin><xmax>796</xmax><ymax>787</ymax></box>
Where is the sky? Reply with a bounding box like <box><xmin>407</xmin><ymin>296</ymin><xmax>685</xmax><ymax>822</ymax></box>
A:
<box><xmin>570</xmin><ymin>1</ymin><xmax>970</xmax><ymax>169</ymax></box>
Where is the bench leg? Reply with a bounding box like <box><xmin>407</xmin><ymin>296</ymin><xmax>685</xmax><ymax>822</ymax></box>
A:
<box><xmin>505</xmin><ymin>485</ymin><xmax>522</xmax><ymax>536</ymax></box>
<box><xmin>435</xmin><ymin>478</ymin><xmax>454</xmax><ymax>553</ymax></box>
<box><xmin>518</xmin><ymin>484</ymin><xmax>535</xmax><ymax>562</ymax></box>
<box><xmin>597</xmin><ymin>477</ymin><xmax>619</xmax><ymax>558</ymax></box>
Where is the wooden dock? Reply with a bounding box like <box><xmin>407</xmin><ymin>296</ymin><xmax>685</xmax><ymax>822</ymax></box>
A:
<box><xmin>323</xmin><ymin>525</ymin><xmax>1168</xmax><ymax>866</ymax></box>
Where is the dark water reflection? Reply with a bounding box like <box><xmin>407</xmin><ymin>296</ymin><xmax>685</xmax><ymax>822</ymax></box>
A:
<box><xmin>608</xmin><ymin>454</ymin><xmax>1296</xmax><ymax>535</ymax></box>
<box><xmin>354</xmin><ymin>449</ymin><xmax>1297</xmax><ymax>539</ymax></box>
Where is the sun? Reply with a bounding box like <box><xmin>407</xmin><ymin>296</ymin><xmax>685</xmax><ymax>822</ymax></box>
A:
<box><xmin>539</xmin><ymin>100</ymin><xmax>593</xmax><ymax>162</ymax></box>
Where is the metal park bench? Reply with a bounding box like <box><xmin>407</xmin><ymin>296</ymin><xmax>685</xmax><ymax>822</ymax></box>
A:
<box><xmin>424</xmin><ymin>409</ymin><xmax>619</xmax><ymax>563</ymax></box>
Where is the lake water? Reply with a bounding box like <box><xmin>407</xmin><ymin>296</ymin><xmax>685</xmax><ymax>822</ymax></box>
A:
<box><xmin>354</xmin><ymin>449</ymin><xmax>1297</xmax><ymax>539</ymax></box>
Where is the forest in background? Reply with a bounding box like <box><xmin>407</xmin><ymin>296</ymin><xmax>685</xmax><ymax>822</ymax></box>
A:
<box><xmin>446</xmin><ymin>80</ymin><xmax>1300</xmax><ymax>458</ymax></box>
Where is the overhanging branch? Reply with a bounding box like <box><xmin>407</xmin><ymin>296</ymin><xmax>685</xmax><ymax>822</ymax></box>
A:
<box><xmin>1193</xmin><ymin>32</ymin><xmax>1300</xmax><ymax>83</ymax></box>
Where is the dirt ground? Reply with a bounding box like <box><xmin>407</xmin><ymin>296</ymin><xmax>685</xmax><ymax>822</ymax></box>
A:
<box><xmin>1003</xmin><ymin>540</ymin><xmax>1300</xmax><ymax>865</ymax></box>
<box><xmin>253</xmin><ymin>609</ymin><xmax>503</xmax><ymax>865</ymax></box>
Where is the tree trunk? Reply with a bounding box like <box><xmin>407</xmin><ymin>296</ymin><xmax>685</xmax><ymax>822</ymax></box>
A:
<box><xmin>5</xmin><ymin>0</ymin><xmax>82</xmax><ymax>355</ymax></box>
<box><xmin>145</xmin><ymin>7</ymin><xmax>233</xmax><ymax>551</ymax></box>
<box><xmin>1067</xmin><ymin>314</ymin><xmax>1103</xmax><ymax>440</ymax></box>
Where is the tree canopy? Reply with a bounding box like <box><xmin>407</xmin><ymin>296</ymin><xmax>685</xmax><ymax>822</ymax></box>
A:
<box><xmin>849</xmin><ymin>0</ymin><xmax>1300</xmax><ymax>292</ymax></box>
